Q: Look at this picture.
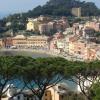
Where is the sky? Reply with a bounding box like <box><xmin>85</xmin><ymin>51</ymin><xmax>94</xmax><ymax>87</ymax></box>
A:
<box><xmin>82</xmin><ymin>0</ymin><xmax>100</xmax><ymax>7</ymax></box>
<box><xmin>0</xmin><ymin>0</ymin><xmax>100</xmax><ymax>18</ymax></box>
<box><xmin>0</xmin><ymin>0</ymin><xmax>48</xmax><ymax>18</ymax></box>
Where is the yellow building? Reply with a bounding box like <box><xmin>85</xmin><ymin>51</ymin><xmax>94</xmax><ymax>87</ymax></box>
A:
<box><xmin>43</xmin><ymin>83</ymin><xmax>68</xmax><ymax>100</ymax></box>
<box><xmin>26</xmin><ymin>18</ymin><xmax>41</xmax><ymax>31</ymax></box>
<box><xmin>12</xmin><ymin>35</ymin><xmax>27</xmax><ymax>48</ymax></box>
<box><xmin>84</xmin><ymin>48</ymin><xmax>96</xmax><ymax>61</ymax></box>
<box><xmin>26</xmin><ymin>21</ymin><xmax>35</xmax><ymax>31</ymax></box>
<box><xmin>26</xmin><ymin>16</ymin><xmax>51</xmax><ymax>32</ymax></box>
<box><xmin>85</xmin><ymin>21</ymin><xmax>90</xmax><ymax>27</ymax></box>
<box><xmin>27</xmin><ymin>35</ymin><xmax>49</xmax><ymax>48</ymax></box>
<box><xmin>27</xmin><ymin>20</ymin><xmax>54</xmax><ymax>34</ymax></box>
<box><xmin>12</xmin><ymin>35</ymin><xmax>49</xmax><ymax>49</ymax></box>
<box><xmin>72</xmin><ymin>7</ymin><xmax>81</xmax><ymax>17</ymax></box>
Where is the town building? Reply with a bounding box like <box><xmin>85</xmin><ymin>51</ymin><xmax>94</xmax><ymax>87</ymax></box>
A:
<box><xmin>56</xmin><ymin>39</ymin><xmax>65</xmax><ymax>50</ymax></box>
<box><xmin>6</xmin><ymin>22</ymin><xmax>12</xmax><ymax>27</ymax></box>
<box><xmin>39</xmin><ymin>22</ymin><xmax>54</xmax><ymax>34</ymax></box>
<box><xmin>84</xmin><ymin>48</ymin><xmax>96</xmax><ymax>61</ymax></box>
<box><xmin>26</xmin><ymin>15</ymin><xmax>51</xmax><ymax>32</ymax></box>
<box><xmin>12</xmin><ymin>35</ymin><xmax>49</xmax><ymax>49</ymax></box>
<box><xmin>27</xmin><ymin>35</ymin><xmax>49</xmax><ymax>49</ymax></box>
<box><xmin>50</xmin><ymin>32</ymin><xmax>64</xmax><ymax>53</ymax></box>
<box><xmin>26</xmin><ymin>16</ymin><xmax>69</xmax><ymax>35</ymax></box>
<box><xmin>82</xmin><ymin>27</ymin><xmax>96</xmax><ymax>41</ymax></box>
<box><xmin>12</xmin><ymin>35</ymin><xmax>27</xmax><ymax>48</ymax></box>
<box><xmin>43</xmin><ymin>83</ymin><xmax>69</xmax><ymax>100</ymax></box>
<box><xmin>68</xmin><ymin>40</ymin><xmax>86</xmax><ymax>55</ymax></box>
<box><xmin>85</xmin><ymin>21</ymin><xmax>100</xmax><ymax>32</ymax></box>
<box><xmin>71</xmin><ymin>7</ymin><xmax>81</xmax><ymax>17</ymax></box>
<box><xmin>0</xmin><ymin>39</ymin><xmax>3</xmax><ymax>48</ymax></box>
<box><xmin>26</xmin><ymin>18</ymin><xmax>41</xmax><ymax>31</ymax></box>
<box><xmin>68</xmin><ymin>38</ymin><xmax>97</xmax><ymax>61</ymax></box>
<box><xmin>2</xmin><ymin>83</ymin><xmax>70</xmax><ymax>100</ymax></box>
<box><xmin>2</xmin><ymin>84</ymin><xmax>37</xmax><ymax>100</ymax></box>
<box><xmin>63</xmin><ymin>28</ymin><xmax>73</xmax><ymax>35</ymax></box>
<box><xmin>3</xmin><ymin>37</ymin><xmax>13</xmax><ymax>48</ymax></box>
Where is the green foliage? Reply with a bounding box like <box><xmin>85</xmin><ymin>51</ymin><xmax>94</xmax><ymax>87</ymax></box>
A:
<box><xmin>63</xmin><ymin>92</ymin><xmax>85</xmax><ymax>100</ymax></box>
<box><xmin>0</xmin><ymin>56</ymin><xmax>99</xmax><ymax>100</ymax></box>
<box><xmin>91</xmin><ymin>82</ymin><xmax>100</xmax><ymax>100</ymax></box>
<box><xmin>20</xmin><ymin>57</ymin><xmax>68</xmax><ymax>99</ymax></box>
<box><xmin>3</xmin><ymin>0</ymin><xmax>100</xmax><ymax>32</ymax></box>
<box><xmin>21</xmin><ymin>0</ymin><xmax>100</xmax><ymax>17</ymax></box>
<box><xmin>3</xmin><ymin>14</ymin><xmax>26</xmax><ymax>32</ymax></box>
<box><xmin>0</xmin><ymin>56</ymin><xmax>19</xmax><ymax>98</ymax></box>
<box><xmin>95</xmin><ymin>32</ymin><xmax>100</xmax><ymax>37</ymax></box>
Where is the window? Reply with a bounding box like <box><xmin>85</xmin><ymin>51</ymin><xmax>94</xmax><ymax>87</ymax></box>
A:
<box><xmin>61</xmin><ymin>95</ymin><xmax>64</xmax><ymax>99</ymax></box>
<box><xmin>27</xmin><ymin>98</ymin><xmax>29</xmax><ymax>100</ymax></box>
<box><xmin>45</xmin><ymin>93</ymin><xmax>47</xmax><ymax>96</ymax></box>
<box><xmin>17</xmin><ymin>96</ymin><xmax>20</xmax><ymax>100</ymax></box>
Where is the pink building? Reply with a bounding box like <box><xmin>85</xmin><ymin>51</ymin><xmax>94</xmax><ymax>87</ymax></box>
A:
<box><xmin>68</xmin><ymin>40</ymin><xmax>97</xmax><ymax>60</ymax></box>
<box><xmin>69</xmin><ymin>41</ymin><xmax>86</xmax><ymax>55</ymax></box>
<box><xmin>53</xmin><ymin>32</ymin><xmax>64</xmax><ymax>40</ymax></box>
<box><xmin>84</xmin><ymin>48</ymin><xmax>96</xmax><ymax>61</ymax></box>
<box><xmin>49</xmin><ymin>32</ymin><xmax>64</xmax><ymax>51</ymax></box>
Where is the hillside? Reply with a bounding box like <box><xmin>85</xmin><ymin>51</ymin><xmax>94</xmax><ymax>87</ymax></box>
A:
<box><xmin>24</xmin><ymin>0</ymin><xmax>100</xmax><ymax>17</ymax></box>
<box><xmin>2</xmin><ymin>0</ymin><xmax>100</xmax><ymax>33</ymax></box>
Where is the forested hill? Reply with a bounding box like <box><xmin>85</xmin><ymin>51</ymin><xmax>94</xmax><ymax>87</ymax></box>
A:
<box><xmin>4</xmin><ymin>0</ymin><xmax>100</xmax><ymax>24</ymax></box>
<box><xmin>24</xmin><ymin>0</ymin><xmax>100</xmax><ymax>17</ymax></box>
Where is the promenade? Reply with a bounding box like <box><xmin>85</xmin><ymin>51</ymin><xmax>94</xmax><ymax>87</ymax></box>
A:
<box><xmin>0</xmin><ymin>48</ymin><xmax>84</xmax><ymax>61</ymax></box>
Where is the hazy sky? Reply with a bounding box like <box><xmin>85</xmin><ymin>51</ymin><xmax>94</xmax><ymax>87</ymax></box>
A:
<box><xmin>0</xmin><ymin>0</ymin><xmax>48</xmax><ymax>17</ymax></box>
<box><xmin>82</xmin><ymin>0</ymin><xmax>100</xmax><ymax>7</ymax></box>
<box><xmin>0</xmin><ymin>0</ymin><xmax>99</xmax><ymax>17</ymax></box>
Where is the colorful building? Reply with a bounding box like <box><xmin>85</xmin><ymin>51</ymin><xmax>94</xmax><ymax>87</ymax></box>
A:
<box><xmin>85</xmin><ymin>21</ymin><xmax>100</xmax><ymax>32</ymax></box>
<box><xmin>12</xmin><ymin>35</ymin><xmax>49</xmax><ymax>49</ymax></box>
<box><xmin>43</xmin><ymin>83</ymin><xmax>69</xmax><ymax>100</ymax></box>
<box><xmin>27</xmin><ymin>35</ymin><xmax>49</xmax><ymax>49</ymax></box>
<box><xmin>12</xmin><ymin>35</ymin><xmax>27</xmax><ymax>48</ymax></box>
<box><xmin>3</xmin><ymin>37</ymin><xmax>13</xmax><ymax>48</ymax></box>
<box><xmin>26</xmin><ymin>18</ymin><xmax>41</xmax><ymax>31</ymax></box>
<box><xmin>71</xmin><ymin>7</ymin><xmax>81</xmax><ymax>17</ymax></box>
<box><xmin>27</xmin><ymin>16</ymin><xmax>69</xmax><ymax>34</ymax></box>
<box><xmin>0</xmin><ymin>39</ymin><xmax>3</xmax><ymax>48</ymax></box>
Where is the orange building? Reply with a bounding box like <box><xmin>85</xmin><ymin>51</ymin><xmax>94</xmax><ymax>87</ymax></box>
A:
<box><xmin>12</xmin><ymin>35</ymin><xmax>27</xmax><ymax>48</ymax></box>
<box><xmin>84</xmin><ymin>48</ymin><xmax>96</xmax><ymax>61</ymax></box>
<box><xmin>27</xmin><ymin>35</ymin><xmax>49</xmax><ymax>48</ymax></box>
<box><xmin>3</xmin><ymin>37</ymin><xmax>13</xmax><ymax>48</ymax></box>
<box><xmin>12</xmin><ymin>35</ymin><xmax>49</xmax><ymax>49</ymax></box>
<box><xmin>43</xmin><ymin>90</ymin><xmax>52</xmax><ymax>100</ymax></box>
<box><xmin>68</xmin><ymin>40</ymin><xmax>97</xmax><ymax>61</ymax></box>
<box><xmin>69</xmin><ymin>41</ymin><xmax>86</xmax><ymax>55</ymax></box>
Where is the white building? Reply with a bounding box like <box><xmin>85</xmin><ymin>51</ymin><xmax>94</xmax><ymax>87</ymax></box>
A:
<box><xmin>56</xmin><ymin>39</ymin><xmax>65</xmax><ymax>49</ymax></box>
<box><xmin>2</xmin><ymin>84</ymin><xmax>38</xmax><ymax>100</ymax></box>
<box><xmin>63</xmin><ymin>28</ymin><xmax>73</xmax><ymax>35</ymax></box>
